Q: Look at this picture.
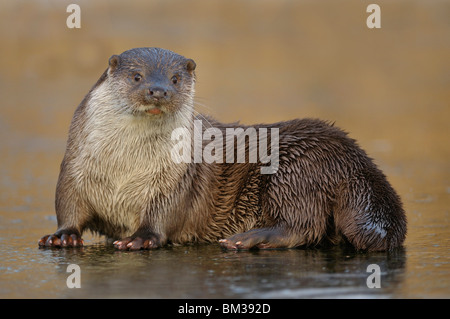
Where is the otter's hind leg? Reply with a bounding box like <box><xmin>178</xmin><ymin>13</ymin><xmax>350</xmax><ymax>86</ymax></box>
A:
<box><xmin>220</xmin><ymin>163</ymin><xmax>331</xmax><ymax>250</ymax></box>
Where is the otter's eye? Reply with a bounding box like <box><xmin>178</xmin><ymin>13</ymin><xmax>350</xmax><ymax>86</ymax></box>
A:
<box><xmin>171</xmin><ymin>75</ymin><xmax>179</xmax><ymax>85</ymax></box>
<box><xmin>134</xmin><ymin>73</ymin><xmax>142</xmax><ymax>82</ymax></box>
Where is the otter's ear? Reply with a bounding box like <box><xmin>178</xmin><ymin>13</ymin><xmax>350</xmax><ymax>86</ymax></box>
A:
<box><xmin>108</xmin><ymin>55</ymin><xmax>120</xmax><ymax>73</ymax></box>
<box><xmin>185</xmin><ymin>59</ymin><xmax>196</xmax><ymax>73</ymax></box>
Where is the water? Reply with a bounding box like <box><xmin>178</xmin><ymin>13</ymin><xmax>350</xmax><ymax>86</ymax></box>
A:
<box><xmin>0</xmin><ymin>0</ymin><xmax>449</xmax><ymax>299</ymax></box>
<box><xmin>1</xmin><ymin>235</ymin><xmax>408</xmax><ymax>299</ymax></box>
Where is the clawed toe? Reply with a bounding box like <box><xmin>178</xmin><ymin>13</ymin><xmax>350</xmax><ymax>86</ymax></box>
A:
<box><xmin>219</xmin><ymin>228</ymin><xmax>290</xmax><ymax>250</ymax></box>
<box><xmin>113</xmin><ymin>237</ymin><xmax>158</xmax><ymax>250</ymax></box>
<box><xmin>219</xmin><ymin>238</ymin><xmax>249</xmax><ymax>250</ymax></box>
<box><xmin>38</xmin><ymin>233</ymin><xmax>84</xmax><ymax>248</ymax></box>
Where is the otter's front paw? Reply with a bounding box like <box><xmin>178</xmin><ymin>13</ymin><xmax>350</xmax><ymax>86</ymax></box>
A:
<box><xmin>39</xmin><ymin>232</ymin><xmax>84</xmax><ymax>248</ymax></box>
<box><xmin>113</xmin><ymin>236</ymin><xmax>159</xmax><ymax>251</ymax></box>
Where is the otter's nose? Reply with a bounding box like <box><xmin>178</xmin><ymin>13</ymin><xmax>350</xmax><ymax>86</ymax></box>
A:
<box><xmin>149</xmin><ymin>86</ymin><xmax>168</xmax><ymax>99</ymax></box>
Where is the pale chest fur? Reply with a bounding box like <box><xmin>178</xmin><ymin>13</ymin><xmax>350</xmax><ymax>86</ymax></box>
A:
<box><xmin>70</xmin><ymin>84</ymin><xmax>190</xmax><ymax>234</ymax></box>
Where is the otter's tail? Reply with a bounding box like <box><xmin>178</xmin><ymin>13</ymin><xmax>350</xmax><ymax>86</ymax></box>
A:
<box><xmin>334</xmin><ymin>173</ymin><xmax>407</xmax><ymax>251</ymax></box>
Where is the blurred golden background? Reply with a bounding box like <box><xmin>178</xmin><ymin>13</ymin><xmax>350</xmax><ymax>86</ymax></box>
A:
<box><xmin>1</xmin><ymin>1</ymin><xmax>449</xmax><ymax>164</ymax></box>
<box><xmin>2</xmin><ymin>1</ymin><xmax>449</xmax><ymax>146</ymax></box>
<box><xmin>0</xmin><ymin>0</ymin><xmax>448</xmax><ymax>298</ymax></box>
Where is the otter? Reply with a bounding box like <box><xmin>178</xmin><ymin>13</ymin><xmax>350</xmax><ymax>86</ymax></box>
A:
<box><xmin>39</xmin><ymin>47</ymin><xmax>406</xmax><ymax>251</ymax></box>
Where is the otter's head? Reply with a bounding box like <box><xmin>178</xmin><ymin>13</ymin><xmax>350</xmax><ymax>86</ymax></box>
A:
<box><xmin>105</xmin><ymin>47</ymin><xmax>196</xmax><ymax>117</ymax></box>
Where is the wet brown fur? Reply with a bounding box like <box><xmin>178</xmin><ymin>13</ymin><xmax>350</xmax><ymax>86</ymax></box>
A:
<box><xmin>39</xmin><ymin>48</ymin><xmax>407</xmax><ymax>252</ymax></box>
